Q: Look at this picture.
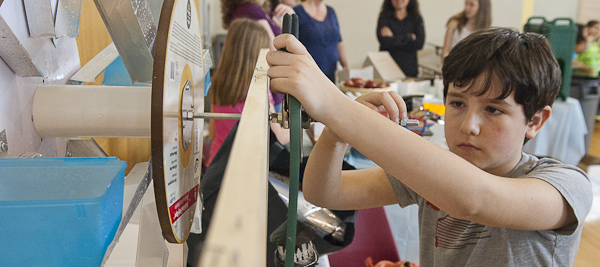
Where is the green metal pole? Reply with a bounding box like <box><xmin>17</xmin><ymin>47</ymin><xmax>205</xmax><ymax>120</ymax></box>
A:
<box><xmin>284</xmin><ymin>96</ymin><xmax>302</xmax><ymax>267</ymax></box>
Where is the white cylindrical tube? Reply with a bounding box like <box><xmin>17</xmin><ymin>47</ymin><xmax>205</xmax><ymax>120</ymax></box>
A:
<box><xmin>32</xmin><ymin>85</ymin><xmax>152</xmax><ymax>137</ymax></box>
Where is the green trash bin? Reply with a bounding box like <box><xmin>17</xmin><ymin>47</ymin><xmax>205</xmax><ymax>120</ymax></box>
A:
<box><xmin>524</xmin><ymin>17</ymin><xmax>578</xmax><ymax>101</ymax></box>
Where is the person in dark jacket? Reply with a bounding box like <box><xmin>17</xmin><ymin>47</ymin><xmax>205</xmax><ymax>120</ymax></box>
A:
<box><xmin>377</xmin><ymin>0</ymin><xmax>425</xmax><ymax>78</ymax></box>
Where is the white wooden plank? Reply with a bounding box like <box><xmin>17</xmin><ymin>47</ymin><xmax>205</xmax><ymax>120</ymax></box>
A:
<box><xmin>199</xmin><ymin>49</ymin><xmax>270</xmax><ymax>266</ymax></box>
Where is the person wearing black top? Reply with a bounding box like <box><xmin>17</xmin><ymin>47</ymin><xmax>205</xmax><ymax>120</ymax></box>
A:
<box><xmin>376</xmin><ymin>0</ymin><xmax>425</xmax><ymax>77</ymax></box>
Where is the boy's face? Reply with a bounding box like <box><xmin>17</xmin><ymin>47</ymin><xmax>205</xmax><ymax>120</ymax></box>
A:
<box><xmin>444</xmin><ymin>77</ymin><xmax>540</xmax><ymax>176</ymax></box>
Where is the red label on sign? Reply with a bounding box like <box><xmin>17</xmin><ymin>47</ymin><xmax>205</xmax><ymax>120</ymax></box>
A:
<box><xmin>169</xmin><ymin>185</ymin><xmax>198</xmax><ymax>223</ymax></box>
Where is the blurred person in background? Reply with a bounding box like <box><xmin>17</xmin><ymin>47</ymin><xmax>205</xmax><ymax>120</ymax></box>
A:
<box><xmin>573</xmin><ymin>20</ymin><xmax>600</xmax><ymax>78</ymax></box>
<box><xmin>270</xmin><ymin>0</ymin><xmax>299</xmax><ymax>28</ymax></box>
<box><xmin>206</xmin><ymin>18</ymin><xmax>289</xmax><ymax>167</ymax></box>
<box><xmin>376</xmin><ymin>0</ymin><xmax>425</xmax><ymax>78</ymax></box>
<box><xmin>294</xmin><ymin>0</ymin><xmax>348</xmax><ymax>83</ymax></box>
<box><xmin>442</xmin><ymin>0</ymin><xmax>491</xmax><ymax>59</ymax></box>
<box><xmin>221</xmin><ymin>0</ymin><xmax>293</xmax><ymax>111</ymax></box>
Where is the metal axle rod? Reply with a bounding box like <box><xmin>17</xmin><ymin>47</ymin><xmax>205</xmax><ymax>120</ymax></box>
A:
<box><xmin>166</xmin><ymin>111</ymin><xmax>242</xmax><ymax>120</ymax></box>
<box><xmin>191</xmin><ymin>112</ymin><xmax>241</xmax><ymax>120</ymax></box>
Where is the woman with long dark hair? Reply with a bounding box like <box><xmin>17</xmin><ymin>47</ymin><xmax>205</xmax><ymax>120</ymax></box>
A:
<box><xmin>376</xmin><ymin>0</ymin><xmax>425</xmax><ymax>78</ymax></box>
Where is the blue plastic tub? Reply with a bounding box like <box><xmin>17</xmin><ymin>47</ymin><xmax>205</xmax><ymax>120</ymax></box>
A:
<box><xmin>0</xmin><ymin>157</ymin><xmax>126</xmax><ymax>266</ymax></box>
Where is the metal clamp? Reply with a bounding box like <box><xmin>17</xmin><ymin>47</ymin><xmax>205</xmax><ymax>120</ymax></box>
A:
<box><xmin>270</xmin><ymin>94</ymin><xmax>290</xmax><ymax>129</ymax></box>
<box><xmin>270</xmin><ymin>94</ymin><xmax>314</xmax><ymax>130</ymax></box>
<box><xmin>269</xmin><ymin>112</ymin><xmax>286</xmax><ymax>128</ymax></box>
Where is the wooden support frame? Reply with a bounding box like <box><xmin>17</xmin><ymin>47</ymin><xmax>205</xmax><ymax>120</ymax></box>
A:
<box><xmin>199</xmin><ymin>49</ymin><xmax>271</xmax><ymax>266</ymax></box>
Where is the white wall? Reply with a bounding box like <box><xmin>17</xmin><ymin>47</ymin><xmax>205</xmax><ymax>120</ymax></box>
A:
<box><xmin>577</xmin><ymin>0</ymin><xmax>600</xmax><ymax>24</ymax></box>
<box><xmin>533</xmin><ymin>0</ymin><xmax>580</xmax><ymax>23</ymax></box>
<box><xmin>205</xmin><ymin>0</ymin><xmax>583</xmax><ymax>68</ymax></box>
<box><xmin>334</xmin><ymin>0</ymin><xmax>527</xmax><ymax>68</ymax></box>
<box><xmin>206</xmin><ymin>0</ymin><xmax>226</xmax><ymax>36</ymax></box>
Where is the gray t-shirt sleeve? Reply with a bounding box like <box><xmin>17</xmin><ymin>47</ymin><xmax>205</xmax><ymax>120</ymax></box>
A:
<box><xmin>386</xmin><ymin>173</ymin><xmax>420</xmax><ymax>208</ymax></box>
<box><xmin>520</xmin><ymin>156</ymin><xmax>593</xmax><ymax>235</ymax></box>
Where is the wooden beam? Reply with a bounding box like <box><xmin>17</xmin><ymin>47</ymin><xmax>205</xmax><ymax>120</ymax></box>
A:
<box><xmin>199</xmin><ymin>49</ymin><xmax>271</xmax><ymax>266</ymax></box>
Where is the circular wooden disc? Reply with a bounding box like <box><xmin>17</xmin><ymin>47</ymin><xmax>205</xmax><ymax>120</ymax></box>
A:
<box><xmin>151</xmin><ymin>0</ymin><xmax>204</xmax><ymax>243</ymax></box>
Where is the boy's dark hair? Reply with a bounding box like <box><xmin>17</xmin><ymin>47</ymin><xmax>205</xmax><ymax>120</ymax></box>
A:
<box><xmin>442</xmin><ymin>27</ymin><xmax>561</xmax><ymax>122</ymax></box>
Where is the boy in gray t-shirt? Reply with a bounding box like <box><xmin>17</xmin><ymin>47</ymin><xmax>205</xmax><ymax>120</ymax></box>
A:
<box><xmin>266</xmin><ymin>27</ymin><xmax>593</xmax><ymax>266</ymax></box>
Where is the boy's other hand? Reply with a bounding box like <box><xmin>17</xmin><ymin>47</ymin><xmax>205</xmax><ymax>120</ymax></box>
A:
<box><xmin>267</xmin><ymin>34</ymin><xmax>342</xmax><ymax>123</ymax></box>
<box><xmin>355</xmin><ymin>91</ymin><xmax>408</xmax><ymax>124</ymax></box>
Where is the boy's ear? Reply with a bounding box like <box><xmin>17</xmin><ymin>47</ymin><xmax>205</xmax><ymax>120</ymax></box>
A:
<box><xmin>525</xmin><ymin>105</ymin><xmax>552</xmax><ymax>139</ymax></box>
